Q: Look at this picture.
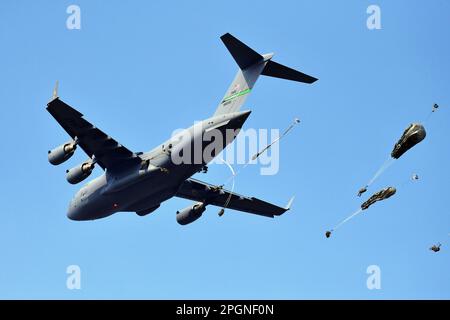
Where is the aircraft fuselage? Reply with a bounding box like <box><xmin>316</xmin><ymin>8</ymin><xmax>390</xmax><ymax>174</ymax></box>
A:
<box><xmin>67</xmin><ymin>110</ymin><xmax>251</xmax><ymax>220</ymax></box>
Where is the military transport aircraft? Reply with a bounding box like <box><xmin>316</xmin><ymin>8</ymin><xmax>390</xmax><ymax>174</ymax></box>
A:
<box><xmin>47</xmin><ymin>33</ymin><xmax>317</xmax><ymax>224</ymax></box>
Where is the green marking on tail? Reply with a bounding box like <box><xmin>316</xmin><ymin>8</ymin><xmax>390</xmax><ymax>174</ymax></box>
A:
<box><xmin>222</xmin><ymin>88</ymin><xmax>251</xmax><ymax>103</ymax></box>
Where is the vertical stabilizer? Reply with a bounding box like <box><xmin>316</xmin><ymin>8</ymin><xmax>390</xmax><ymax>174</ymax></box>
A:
<box><xmin>214</xmin><ymin>33</ymin><xmax>317</xmax><ymax>116</ymax></box>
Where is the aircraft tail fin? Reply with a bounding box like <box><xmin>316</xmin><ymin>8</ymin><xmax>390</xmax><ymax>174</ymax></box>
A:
<box><xmin>285</xmin><ymin>196</ymin><xmax>295</xmax><ymax>211</ymax></box>
<box><xmin>221</xmin><ymin>33</ymin><xmax>264</xmax><ymax>70</ymax></box>
<box><xmin>214</xmin><ymin>33</ymin><xmax>317</xmax><ymax>116</ymax></box>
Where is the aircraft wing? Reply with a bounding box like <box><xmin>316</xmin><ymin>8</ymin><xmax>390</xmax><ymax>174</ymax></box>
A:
<box><xmin>176</xmin><ymin>178</ymin><xmax>293</xmax><ymax>217</ymax></box>
<box><xmin>47</xmin><ymin>97</ymin><xmax>142</xmax><ymax>171</ymax></box>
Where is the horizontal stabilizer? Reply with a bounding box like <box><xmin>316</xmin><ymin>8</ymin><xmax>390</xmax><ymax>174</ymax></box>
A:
<box><xmin>262</xmin><ymin>60</ymin><xmax>318</xmax><ymax>84</ymax></box>
<box><xmin>220</xmin><ymin>33</ymin><xmax>263</xmax><ymax>70</ymax></box>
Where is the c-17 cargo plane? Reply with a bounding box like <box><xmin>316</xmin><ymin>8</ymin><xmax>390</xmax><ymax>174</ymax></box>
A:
<box><xmin>47</xmin><ymin>33</ymin><xmax>317</xmax><ymax>224</ymax></box>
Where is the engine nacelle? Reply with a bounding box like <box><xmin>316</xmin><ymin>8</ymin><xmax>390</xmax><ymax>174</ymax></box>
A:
<box><xmin>48</xmin><ymin>141</ymin><xmax>77</xmax><ymax>165</ymax></box>
<box><xmin>66</xmin><ymin>161</ymin><xmax>95</xmax><ymax>184</ymax></box>
<box><xmin>176</xmin><ymin>202</ymin><xmax>206</xmax><ymax>225</ymax></box>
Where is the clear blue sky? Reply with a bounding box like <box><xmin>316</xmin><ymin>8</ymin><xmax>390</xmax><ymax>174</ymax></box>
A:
<box><xmin>0</xmin><ymin>0</ymin><xmax>449</xmax><ymax>299</ymax></box>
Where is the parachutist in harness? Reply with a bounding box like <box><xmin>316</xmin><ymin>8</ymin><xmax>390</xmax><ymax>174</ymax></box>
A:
<box><xmin>357</xmin><ymin>187</ymin><xmax>367</xmax><ymax>197</ymax></box>
<box><xmin>359</xmin><ymin>122</ymin><xmax>426</xmax><ymax>195</ymax></box>
<box><xmin>430</xmin><ymin>243</ymin><xmax>441</xmax><ymax>252</ymax></box>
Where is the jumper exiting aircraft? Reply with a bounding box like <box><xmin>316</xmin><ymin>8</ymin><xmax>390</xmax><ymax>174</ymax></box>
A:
<box><xmin>47</xmin><ymin>33</ymin><xmax>317</xmax><ymax>224</ymax></box>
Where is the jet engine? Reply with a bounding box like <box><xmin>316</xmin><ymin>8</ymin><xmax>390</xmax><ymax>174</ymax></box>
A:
<box><xmin>48</xmin><ymin>141</ymin><xmax>77</xmax><ymax>165</ymax></box>
<box><xmin>66</xmin><ymin>160</ymin><xmax>95</xmax><ymax>184</ymax></box>
<box><xmin>176</xmin><ymin>202</ymin><xmax>206</xmax><ymax>225</ymax></box>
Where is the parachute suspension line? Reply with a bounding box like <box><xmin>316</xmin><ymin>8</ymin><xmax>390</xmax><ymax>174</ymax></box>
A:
<box><xmin>423</xmin><ymin>103</ymin><xmax>439</xmax><ymax>124</ymax></box>
<box><xmin>366</xmin><ymin>157</ymin><xmax>395</xmax><ymax>187</ymax></box>
<box><xmin>424</xmin><ymin>111</ymin><xmax>433</xmax><ymax>123</ymax></box>
<box><xmin>331</xmin><ymin>208</ymin><xmax>364</xmax><ymax>231</ymax></box>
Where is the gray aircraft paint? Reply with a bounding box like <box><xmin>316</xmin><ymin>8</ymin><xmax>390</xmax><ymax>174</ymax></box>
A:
<box><xmin>215</xmin><ymin>53</ymin><xmax>272</xmax><ymax>116</ymax></box>
<box><xmin>48</xmin><ymin>33</ymin><xmax>317</xmax><ymax>223</ymax></box>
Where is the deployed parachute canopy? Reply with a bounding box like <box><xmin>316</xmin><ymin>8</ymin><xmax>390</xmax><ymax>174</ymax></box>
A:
<box><xmin>361</xmin><ymin>187</ymin><xmax>396</xmax><ymax>210</ymax></box>
<box><xmin>391</xmin><ymin>123</ymin><xmax>426</xmax><ymax>159</ymax></box>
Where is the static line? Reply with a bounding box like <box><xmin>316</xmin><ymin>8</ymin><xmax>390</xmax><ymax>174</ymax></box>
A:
<box><xmin>222</xmin><ymin>117</ymin><xmax>301</xmax><ymax>186</ymax></box>
<box><xmin>218</xmin><ymin>158</ymin><xmax>236</xmax><ymax>215</ymax></box>
<box><xmin>252</xmin><ymin>117</ymin><xmax>300</xmax><ymax>160</ymax></box>
<box><xmin>217</xmin><ymin>117</ymin><xmax>301</xmax><ymax>214</ymax></box>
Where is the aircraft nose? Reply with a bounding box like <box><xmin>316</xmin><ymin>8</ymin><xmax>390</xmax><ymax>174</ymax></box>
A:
<box><xmin>67</xmin><ymin>201</ymin><xmax>81</xmax><ymax>221</ymax></box>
